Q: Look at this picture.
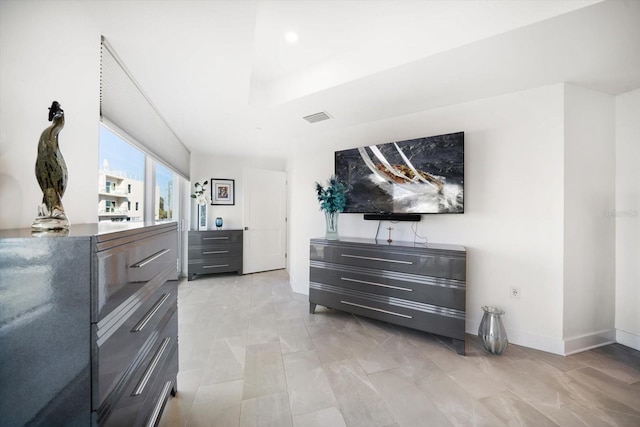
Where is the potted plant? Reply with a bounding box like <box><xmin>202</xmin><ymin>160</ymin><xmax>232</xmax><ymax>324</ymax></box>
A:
<box><xmin>315</xmin><ymin>175</ymin><xmax>346</xmax><ymax>240</ymax></box>
<box><xmin>191</xmin><ymin>181</ymin><xmax>208</xmax><ymax>205</ymax></box>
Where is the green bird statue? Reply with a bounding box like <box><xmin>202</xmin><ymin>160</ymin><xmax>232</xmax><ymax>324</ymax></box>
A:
<box><xmin>32</xmin><ymin>101</ymin><xmax>69</xmax><ymax>231</ymax></box>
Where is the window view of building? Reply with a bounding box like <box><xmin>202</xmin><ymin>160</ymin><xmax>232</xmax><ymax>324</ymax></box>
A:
<box><xmin>98</xmin><ymin>125</ymin><xmax>145</xmax><ymax>222</ymax></box>
<box><xmin>98</xmin><ymin>125</ymin><xmax>183</xmax><ymax>224</ymax></box>
<box><xmin>155</xmin><ymin>162</ymin><xmax>177</xmax><ymax>221</ymax></box>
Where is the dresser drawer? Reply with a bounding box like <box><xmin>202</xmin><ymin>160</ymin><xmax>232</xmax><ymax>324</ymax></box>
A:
<box><xmin>95</xmin><ymin>228</ymin><xmax>177</xmax><ymax>322</ymax></box>
<box><xmin>311</xmin><ymin>241</ymin><xmax>466</xmax><ymax>280</ymax></box>
<box><xmin>98</xmin><ymin>310</ymin><xmax>178</xmax><ymax>427</ymax></box>
<box><xmin>94</xmin><ymin>280</ymin><xmax>177</xmax><ymax>410</ymax></box>
<box><xmin>309</xmin><ymin>284</ymin><xmax>465</xmax><ymax>340</ymax></box>
<box><xmin>310</xmin><ymin>261</ymin><xmax>465</xmax><ymax>310</ymax></box>
<box><xmin>101</xmin><ymin>346</ymin><xmax>177</xmax><ymax>427</ymax></box>
<box><xmin>188</xmin><ymin>230</ymin><xmax>242</xmax><ymax>246</ymax></box>
<box><xmin>188</xmin><ymin>255</ymin><xmax>242</xmax><ymax>275</ymax></box>
<box><xmin>137</xmin><ymin>346</ymin><xmax>178</xmax><ymax>427</ymax></box>
<box><xmin>188</xmin><ymin>243</ymin><xmax>242</xmax><ymax>260</ymax></box>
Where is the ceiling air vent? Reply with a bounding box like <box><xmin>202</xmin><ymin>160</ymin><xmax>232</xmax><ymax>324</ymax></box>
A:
<box><xmin>303</xmin><ymin>111</ymin><xmax>332</xmax><ymax>124</ymax></box>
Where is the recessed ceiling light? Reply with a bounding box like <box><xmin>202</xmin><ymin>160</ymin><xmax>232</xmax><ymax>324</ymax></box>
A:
<box><xmin>284</xmin><ymin>31</ymin><xmax>298</xmax><ymax>44</ymax></box>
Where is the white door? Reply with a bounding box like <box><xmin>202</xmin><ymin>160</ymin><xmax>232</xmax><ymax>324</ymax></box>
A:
<box><xmin>242</xmin><ymin>168</ymin><xmax>287</xmax><ymax>274</ymax></box>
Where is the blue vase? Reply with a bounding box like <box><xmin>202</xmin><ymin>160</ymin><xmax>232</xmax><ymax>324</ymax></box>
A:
<box><xmin>215</xmin><ymin>217</ymin><xmax>223</xmax><ymax>229</ymax></box>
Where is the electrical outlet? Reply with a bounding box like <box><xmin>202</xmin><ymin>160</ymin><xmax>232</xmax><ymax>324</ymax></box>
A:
<box><xmin>510</xmin><ymin>287</ymin><xmax>521</xmax><ymax>299</ymax></box>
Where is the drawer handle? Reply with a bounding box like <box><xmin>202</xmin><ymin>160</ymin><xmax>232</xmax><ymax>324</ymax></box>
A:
<box><xmin>341</xmin><ymin>277</ymin><xmax>412</xmax><ymax>292</ymax></box>
<box><xmin>132</xmin><ymin>293</ymin><xmax>171</xmax><ymax>332</ymax></box>
<box><xmin>340</xmin><ymin>300</ymin><xmax>413</xmax><ymax>319</ymax></box>
<box><xmin>133</xmin><ymin>337</ymin><xmax>171</xmax><ymax>396</ymax></box>
<box><xmin>203</xmin><ymin>236</ymin><xmax>229</xmax><ymax>240</ymax></box>
<box><xmin>202</xmin><ymin>250</ymin><xmax>229</xmax><ymax>255</ymax></box>
<box><xmin>341</xmin><ymin>254</ymin><xmax>412</xmax><ymax>265</ymax></box>
<box><xmin>202</xmin><ymin>264</ymin><xmax>230</xmax><ymax>269</ymax></box>
<box><xmin>146</xmin><ymin>381</ymin><xmax>173</xmax><ymax>427</ymax></box>
<box><xmin>131</xmin><ymin>248</ymin><xmax>171</xmax><ymax>268</ymax></box>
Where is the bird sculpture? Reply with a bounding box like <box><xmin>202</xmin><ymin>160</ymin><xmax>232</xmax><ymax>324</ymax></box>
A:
<box><xmin>32</xmin><ymin>101</ymin><xmax>69</xmax><ymax>230</ymax></box>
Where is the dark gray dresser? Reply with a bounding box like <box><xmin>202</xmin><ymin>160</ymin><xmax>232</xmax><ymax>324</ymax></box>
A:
<box><xmin>188</xmin><ymin>230</ymin><xmax>243</xmax><ymax>280</ymax></box>
<box><xmin>0</xmin><ymin>222</ymin><xmax>179</xmax><ymax>426</ymax></box>
<box><xmin>309</xmin><ymin>237</ymin><xmax>467</xmax><ymax>354</ymax></box>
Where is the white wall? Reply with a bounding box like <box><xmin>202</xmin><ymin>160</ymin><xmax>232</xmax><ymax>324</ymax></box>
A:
<box><xmin>0</xmin><ymin>1</ymin><xmax>101</xmax><ymax>230</ymax></box>
<box><xmin>563</xmin><ymin>85</ymin><xmax>616</xmax><ymax>353</ymax></box>
<box><xmin>289</xmin><ymin>84</ymin><xmax>568</xmax><ymax>354</ymax></box>
<box><xmin>615</xmin><ymin>88</ymin><xmax>640</xmax><ymax>350</ymax></box>
<box><xmin>189</xmin><ymin>153</ymin><xmax>286</xmax><ymax>230</ymax></box>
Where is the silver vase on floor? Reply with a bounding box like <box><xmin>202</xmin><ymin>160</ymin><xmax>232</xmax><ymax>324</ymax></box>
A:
<box><xmin>478</xmin><ymin>306</ymin><xmax>508</xmax><ymax>354</ymax></box>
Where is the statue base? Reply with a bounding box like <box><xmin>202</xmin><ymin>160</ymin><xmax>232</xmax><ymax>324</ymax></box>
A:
<box><xmin>32</xmin><ymin>208</ymin><xmax>69</xmax><ymax>231</ymax></box>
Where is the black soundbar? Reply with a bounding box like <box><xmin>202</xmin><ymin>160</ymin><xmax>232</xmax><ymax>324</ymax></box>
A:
<box><xmin>363</xmin><ymin>213</ymin><xmax>421</xmax><ymax>222</ymax></box>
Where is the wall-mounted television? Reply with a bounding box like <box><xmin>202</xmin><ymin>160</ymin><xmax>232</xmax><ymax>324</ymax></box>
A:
<box><xmin>335</xmin><ymin>131</ymin><xmax>464</xmax><ymax>215</ymax></box>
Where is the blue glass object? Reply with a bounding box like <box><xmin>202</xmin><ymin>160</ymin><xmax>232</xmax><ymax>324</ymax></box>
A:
<box><xmin>215</xmin><ymin>217</ymin><xmax>223</xmax><ymax>229</ymax></box>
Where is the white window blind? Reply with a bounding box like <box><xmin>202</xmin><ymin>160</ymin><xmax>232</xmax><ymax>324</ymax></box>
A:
<box><xmin>100</xmin><ymin>36</ymin><xmax>190</xmax><ymax>179</ymax></box>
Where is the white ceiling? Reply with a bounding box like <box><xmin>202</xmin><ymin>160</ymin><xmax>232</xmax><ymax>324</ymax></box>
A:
<box><xmin>94</xmin><ymin>0</ymin><xmax>640</xmax><ymax>160</ymax></box>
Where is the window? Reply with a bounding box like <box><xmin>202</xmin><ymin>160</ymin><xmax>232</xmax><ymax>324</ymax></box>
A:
<box><xmin>155</xmin><ymin>162</ymin><xmax>177</xmax><ymax>221</ymax></box>
<box><xmin>99</xmin><ymin>125</ymin><xmax>145</xmax><ymax>222</ymax></box>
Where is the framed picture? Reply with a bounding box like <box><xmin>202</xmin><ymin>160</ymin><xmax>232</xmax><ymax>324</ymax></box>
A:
<box><xmin>210</xmin><ymin>178</ymin><xmax>235</xmax><ymax>205</ymax></box>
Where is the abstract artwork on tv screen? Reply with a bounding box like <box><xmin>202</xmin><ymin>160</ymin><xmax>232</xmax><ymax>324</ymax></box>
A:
<box><xmin>335</xmin><ymin>132</ymin><xmax>464</xmax><ymax>214</ymax></box>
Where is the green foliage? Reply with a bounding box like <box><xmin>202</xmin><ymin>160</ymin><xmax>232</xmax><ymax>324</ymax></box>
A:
<box><xmin>315</xmin><ymin>175</ymin><xmax>346</xmax><ymax>213</ymax></box>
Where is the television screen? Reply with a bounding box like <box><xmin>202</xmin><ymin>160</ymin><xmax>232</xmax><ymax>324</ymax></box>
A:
<box><xmin>335</xmin><ymin>132</ymin><xmax>464</xmax><ymax>214</ymax></box>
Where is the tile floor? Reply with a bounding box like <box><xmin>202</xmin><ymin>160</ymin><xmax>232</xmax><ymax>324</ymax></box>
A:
<box><xmin>159</xmin><ymin>270</ymin><xmax>640</xmax><ymax>427</ymax></box>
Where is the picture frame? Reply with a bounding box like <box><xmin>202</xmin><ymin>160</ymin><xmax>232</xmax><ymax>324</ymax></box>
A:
<box><xmin>210</xmin><ymin>178</ymin><xmax>235</xmax><ymax>205</ymax></box>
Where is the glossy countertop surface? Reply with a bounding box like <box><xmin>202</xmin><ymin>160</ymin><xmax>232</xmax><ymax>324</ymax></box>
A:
<box><xmin>310</xmin><ymin>236</ymin><xmax>465</xmax><ymax>252</ymax></box>
<box><xmin>0</xmin><ymin>221</ymin><xmax>177</xmax><ymax>239</ymax></box>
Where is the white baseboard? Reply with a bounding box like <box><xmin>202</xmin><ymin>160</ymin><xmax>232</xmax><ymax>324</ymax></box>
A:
<box><xmin>562</xmin><ymin>329</ymin><xmax>616</xmax><ymax>355</ymax></box>
<box><xmin>465</xmin><ymin>322</ymin><xmax>624</xmax><ymax>356</ymax></box>
<box><xmin>466</xmin><ymin>320</ymin><xmax>566</xmax><ymax>355</ymax></box>
<box><xmin>616</xmin><ymin>329</ymin><xmax>640</xmax><ymax>351</ymax></box>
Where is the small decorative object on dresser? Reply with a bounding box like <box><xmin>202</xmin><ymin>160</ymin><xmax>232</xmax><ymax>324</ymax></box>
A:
<box><xmin>215</xmin><ymin>217</ymin><xmax>223</xmax><ymax>229</ymax></box>
<box><xmin>198</xmin><ymin>204</ymin><xmax>207</xmax><ymax>230</ymax></box>
<box><xmin>315</xmin><ymin>175</ymin><xmax>346</xmax><ymax>240</ymax></box>
<box><xmin>324</xmin><ymin>211</ymin><xmax>339</xmax><ymax>240</ymax></box>
<box><xmin>309</xmin><ymin>237</ymin><xmax>467</xmax><ymax>355</ymax></box>
<box><xmin>188</xmin><ymin>229</ymin><xmax>243</xmax><ymax>280</ymax></box>
<box><xmin>32</xmin><ymin>101</ymin><xmax>69</xmax><ymax>231</ymax></box>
